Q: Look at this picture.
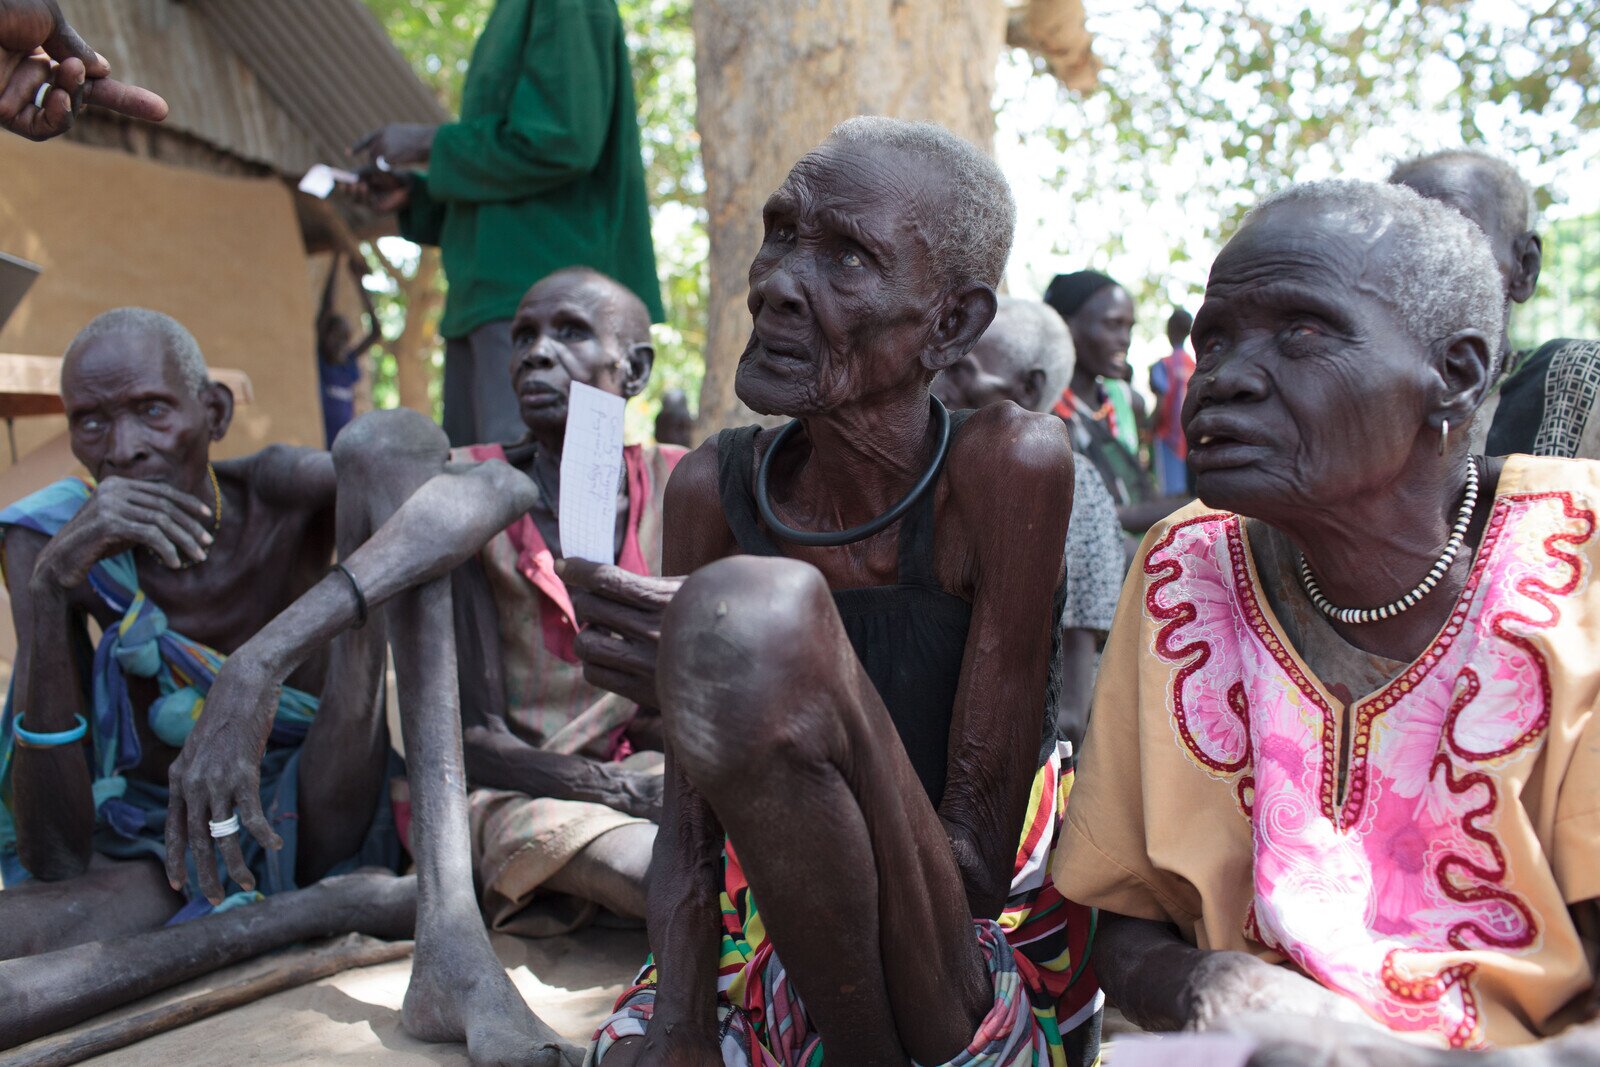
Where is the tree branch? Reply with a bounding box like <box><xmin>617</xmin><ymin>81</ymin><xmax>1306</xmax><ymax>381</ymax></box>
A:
<box><xmin>1006</xmin><ymin>0</ymin><xmax>1101</xmax><ymax>92</ymax></box>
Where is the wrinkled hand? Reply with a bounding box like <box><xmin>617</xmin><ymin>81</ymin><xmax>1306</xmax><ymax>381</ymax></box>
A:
<box><xmin>1184</xmin><ymin>950</ymin><xmax>1381</xmax><ymax>1033</ymax></box>
<box><xmin>1223</xmin><ymin>1013</ymin><xmax>1477</xmax><ymax>1067</ymax></box>
<box><xmin>42</xmin><ymin>476</ymin><xmax>212</xmax><ymax>588</ymax></box>
<box><xmin>350</xmin><ymin>122</ymin><xmax>436</xmax><ymax>168</ymax></box>
<box><xmin>560</xmin><ymin>560</ymin><xmax>682</xmax><ymax>711</ymax></box>
<box><xmin>164</xmin><ymin>654</ymin><xmax>281</xmax><ymax>903</ymax></box>
<box><xmin>0</xmin><ymin>0</ymin><xmax>167</xmax><ymax>140</ymax></box>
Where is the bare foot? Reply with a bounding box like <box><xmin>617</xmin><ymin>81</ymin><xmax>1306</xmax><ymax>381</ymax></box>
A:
<box><xmin>402</xmin><ymin>934</ymin><xmax>578</xmax><ymax>1067</ymax></box>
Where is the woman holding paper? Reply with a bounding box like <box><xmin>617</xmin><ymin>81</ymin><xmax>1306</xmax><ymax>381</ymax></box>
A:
<box><xmin>561</xmin><ymin>117</ymin><xmax>1102</xmax><ymax>1067</ymax></box>
<box><xmin>162</xmin><ymin>266</ymin><xmax>681</xmax><ymax>1066</ymax></box>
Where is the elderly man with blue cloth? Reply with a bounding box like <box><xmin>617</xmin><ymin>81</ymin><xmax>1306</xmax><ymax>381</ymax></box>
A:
<box><xmin>0</xmin><ymin>308</ymin><xmax>403</xmax><ymax>955</ymax></box>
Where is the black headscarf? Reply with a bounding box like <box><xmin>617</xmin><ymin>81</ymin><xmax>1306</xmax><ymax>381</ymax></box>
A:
<box><xmin>1043</xmin><ymin>270</ymin><xmax>1120</xmax><ymax>321</ymax></box>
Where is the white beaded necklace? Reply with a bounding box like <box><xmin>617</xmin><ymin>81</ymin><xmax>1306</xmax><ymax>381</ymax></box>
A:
<box><xmin>1297</xmin><ymin>457</ymin><xmax>1480</xmax><ymax>626</ymax></box>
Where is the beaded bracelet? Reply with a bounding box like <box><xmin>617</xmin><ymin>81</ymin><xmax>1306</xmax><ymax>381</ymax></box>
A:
<box><xmin>14</xmin><ymin>713</ymin><xmax>88</xmax><ymax>749</ymax></box>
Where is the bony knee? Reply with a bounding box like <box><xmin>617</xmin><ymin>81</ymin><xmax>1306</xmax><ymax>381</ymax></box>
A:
<box><xmin>661</xmin><ymin>557</ymin><xmax>831</xmax><ymax>676</ymax></box>
<box><xmin>685</xmin><ymin>552</ymin><xmax>829</xmax><ymax>627</ymax></box>
<box><xmin>466</xmin><ymin>456</ymin><xmax>539</xmax><ymax>517</ymax></box>
<box><xmin>658</xmin><ymin>557</ymin><xmax>833</xmax><ymax>780</ymax></box>
<box><xmin>332</xmin><ymin>409</ymin><xmax>449</xmax><ymax>473</ymax></box>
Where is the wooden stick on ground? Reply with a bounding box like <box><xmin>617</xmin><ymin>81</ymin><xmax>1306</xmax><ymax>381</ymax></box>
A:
<box><xmin>2</xmin><ymin>935</ymin><xmax>414</xmax><ymax>1067</ymax></box>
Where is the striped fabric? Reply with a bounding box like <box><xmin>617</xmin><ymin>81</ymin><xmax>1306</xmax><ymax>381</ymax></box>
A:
<box><xmin>590</xmin><ymin>742</ymin><xmax>1101</xmax><ymax>1066</ymax></box>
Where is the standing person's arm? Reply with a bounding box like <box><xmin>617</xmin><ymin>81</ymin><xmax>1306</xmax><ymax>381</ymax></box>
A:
<box><xmin>424</xmin><ymin>0</ymin><xmax>620</xmax><ymax>202</ymax></box>
<box><xmin>317</xmin><ymin>253</ymin><xmax>340</xmax><ymax>328</ymax></box>
<box><xmin>348</xmin><ymin>254</ymin><xmax>382</xmax><ymax>358</ymax></box>
<box><xmin>360</xmin><ymin>1</ymin><xmax>621</xmax><ymax>230</ymax></box>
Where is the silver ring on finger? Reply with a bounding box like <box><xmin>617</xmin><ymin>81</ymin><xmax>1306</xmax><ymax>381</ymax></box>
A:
<box><xmin>33</xmin><ymin>82</ymin><xmax>50</xmax><ymax>109</ymax></box>
<box><xmin>208</xmin><ymin>813</ymin><xmax>241</xmax><ymax>838</ymax></box>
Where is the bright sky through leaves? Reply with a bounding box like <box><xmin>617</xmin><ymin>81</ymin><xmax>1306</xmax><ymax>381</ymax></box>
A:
<box><xmin>997</xmin><ymin>0</ymin><xmax>1598</xmax><ymax>371</ymax></box>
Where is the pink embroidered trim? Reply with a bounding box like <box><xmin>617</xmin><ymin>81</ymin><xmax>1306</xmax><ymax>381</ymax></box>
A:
<box><xmin>1143</xmin><ymin>515</ymin><xmax>1254</xmax><ymax>778</ymax></box>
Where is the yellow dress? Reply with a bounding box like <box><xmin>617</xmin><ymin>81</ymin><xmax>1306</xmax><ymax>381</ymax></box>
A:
<box><xmin>1057</xmin><ymin>455</ymin><xmax>1600</xmax><ymax>1048</ymax></box>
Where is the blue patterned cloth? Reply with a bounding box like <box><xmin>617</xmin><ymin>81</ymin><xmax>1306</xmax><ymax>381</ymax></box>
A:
<box><xmin>0</xmin><ymin>478</ymin><xmax>399</xmax><ymax>918</ymax></box>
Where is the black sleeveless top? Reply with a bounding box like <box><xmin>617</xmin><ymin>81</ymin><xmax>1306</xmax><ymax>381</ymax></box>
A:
<box><xmin>715</xmin><ymin>413</ymin><xmax>1062</xmax><ymax>809</ymax></box>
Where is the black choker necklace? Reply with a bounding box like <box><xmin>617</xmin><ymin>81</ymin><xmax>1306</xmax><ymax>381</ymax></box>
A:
<box><xmin>756</xmin><ymin>396</ymin><xmax>952</xmax><ymax>548</ymax></box>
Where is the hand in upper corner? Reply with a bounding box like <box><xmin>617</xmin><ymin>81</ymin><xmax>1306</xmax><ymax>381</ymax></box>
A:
<box><xmin>0</xmin><ymin>0</ymin><xmax>167</xmax><ymax>140</ymax></box>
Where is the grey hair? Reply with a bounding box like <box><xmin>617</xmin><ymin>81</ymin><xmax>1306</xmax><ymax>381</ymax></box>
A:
<box><xmin>65</xmin><ymin>308</ymin><xmax>210</xmax><ymax>396</ymax></box>
<box><xmin>1242</xmin><ymin>180</ymin><xmax>1505</xmax><ymax>365</ymax></box>
<box><xmin>1388</xmin><ymin>149</ymin><xmax>1535</xmax><ymax>237</ymax></box>
<box><xmin>987</xmin><ymin>297</ymin><xmax>1076</xmax><ymax>412</ymax></box>
<box><xmin>826</xmin><ymin>116</ymin><xmax>1016</xmax><ymax>289</ymax></box>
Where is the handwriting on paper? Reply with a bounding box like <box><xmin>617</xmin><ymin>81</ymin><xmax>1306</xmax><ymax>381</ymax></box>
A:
<box><xmin>559</xmin><ymin>381</ymin><xmax>627</xmax><ymax>564</ymax></box>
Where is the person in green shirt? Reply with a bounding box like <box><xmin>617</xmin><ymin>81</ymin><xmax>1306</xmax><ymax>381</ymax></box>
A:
<box><xmin>356</xmin><ymin>0</ymin><xmax>663</xmax><ymax>447</ymax></box>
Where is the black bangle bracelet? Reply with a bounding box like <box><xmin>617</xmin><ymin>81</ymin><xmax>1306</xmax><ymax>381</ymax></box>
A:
<box><xmin>332</xmin><ymin>563</ymin><xmax>368</xmax><ymax>629</ymax></box>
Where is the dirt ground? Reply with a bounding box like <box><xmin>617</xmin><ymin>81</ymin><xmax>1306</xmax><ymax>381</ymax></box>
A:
<box><xmin>10</xmin><ymin>927</ymin><xmax>646</xmax><ymax>1066</ymax></box>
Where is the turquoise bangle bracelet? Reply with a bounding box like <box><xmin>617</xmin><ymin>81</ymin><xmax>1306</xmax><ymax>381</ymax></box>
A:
<box><xmin>14</xmin><ymin>713</ymin><xmax>88</xmax><ymax>748</ymax></box>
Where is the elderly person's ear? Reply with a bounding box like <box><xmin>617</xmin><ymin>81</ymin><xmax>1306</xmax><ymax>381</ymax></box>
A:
<box><xmin>1019</xmin><ymin>367</ymin><xmax>1048</xmax><ymax>411</ymax></box>
<box><xmin>1432</xmin><ymin>330</ymin><xmax>1494</xmax><ymax>430</ymax></box>
<box><xmin>620</xmin><ymin>341</ymin><xmax>655</xmax><ymax>399</ymax></box>
<box><xmin>1508</xmin><ymin>232</ymin><xmax>1542</xmax><ymax>305</ymax></box>
<box><xmin>201</xmin><ymin>381</ymin><xmax>234</xmax><ymax>442</ymax></box>
<box><xmin>921</xmin><ymin>283</ymin><xmax>999</xmax><ymax>374</ymax></box>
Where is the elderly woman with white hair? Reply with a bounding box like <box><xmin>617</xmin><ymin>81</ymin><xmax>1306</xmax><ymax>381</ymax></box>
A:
<box><xmin>1057</xmin><ymin>178</ymin><xmax>1600</xmax><ymax>1064</ymax></box>
<box><xmin>934</xmin><ymin>296</ymin><xmax>1126</xmax><ymax>749</ymax></box>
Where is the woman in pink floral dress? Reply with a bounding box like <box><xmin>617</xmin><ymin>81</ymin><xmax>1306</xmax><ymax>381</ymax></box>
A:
<box><xmin>1058</xmin><ymin>179</ymin><xmax>1600</xmax><ymax>1065</ymax></box>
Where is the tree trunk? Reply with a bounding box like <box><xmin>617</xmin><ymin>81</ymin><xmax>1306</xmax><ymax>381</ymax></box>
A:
<box><xmin>691</xmin><ymin>0</ymin><xmax>1008</xmax><ymax>437</ymax></box>
<box><xmin>388</xmin><ymin>248</ymin><xmax>443</xmax><ymax>416</ymax></box>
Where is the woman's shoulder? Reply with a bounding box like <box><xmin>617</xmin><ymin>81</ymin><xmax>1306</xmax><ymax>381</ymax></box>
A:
<box><xmin>1495</xmin><ymin>452</ymin><xmax>1600</xmax><ymax>501</ymax></box>
<box><xmin>947</xmin><ymin>403</ymin><xmax>1073</xmax><ymax>486</ymax></box>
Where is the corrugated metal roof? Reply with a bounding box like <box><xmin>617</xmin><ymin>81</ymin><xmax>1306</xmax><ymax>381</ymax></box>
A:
<box><xmin>65</xmin><ymin>0</ymin><xmax>312</xmax><ymax>172</ymax></box>
<box><xmin>188</xmin><ymin>0</ymin><xmax>449</xmax><ymax>172</ymax></box>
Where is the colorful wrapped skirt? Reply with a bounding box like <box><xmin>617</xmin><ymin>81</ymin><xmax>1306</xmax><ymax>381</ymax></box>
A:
<box><xmin>589</xmin><ymin>742</ymin><xmax>1102</xmax><ymax>1067</ymax></box>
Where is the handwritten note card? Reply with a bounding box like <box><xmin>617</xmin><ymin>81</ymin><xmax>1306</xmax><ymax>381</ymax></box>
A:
<box><xmin>559</xmin><ymin>381</ymin><xmax>627</xmax><ymax>564</ymax></box>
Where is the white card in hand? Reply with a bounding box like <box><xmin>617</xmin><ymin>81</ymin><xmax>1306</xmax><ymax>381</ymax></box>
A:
<box><xmin>1108</xmin><ymin>1034</ymin><xmax>1256</xmax><ymax>1067</ymax></box>
<box><xmin>298</xmin><ymin>164</ymin><xmax>359</xmax><ymax>199</ymax></box>
<box><xmin>558</xmin><ymin>381</ymin><xmax>627</xmax><ymax>564</ymax></box>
